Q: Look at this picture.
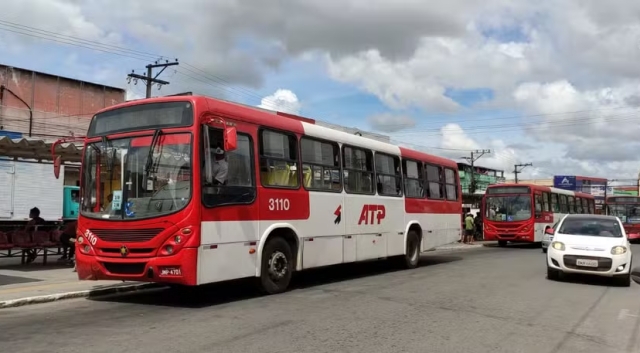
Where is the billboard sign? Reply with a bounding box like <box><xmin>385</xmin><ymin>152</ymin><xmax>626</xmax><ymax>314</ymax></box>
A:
<box><xmin>554</xmin><ymin>175</ymin><xmax>576</xmax><ymax>190</ymax></box>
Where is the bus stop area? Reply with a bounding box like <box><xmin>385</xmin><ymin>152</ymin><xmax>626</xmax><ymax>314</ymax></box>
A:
<box><xmin>0</xmin><ymin>137</ymin><xmax>152</xmax><ymax>308</ymax></box>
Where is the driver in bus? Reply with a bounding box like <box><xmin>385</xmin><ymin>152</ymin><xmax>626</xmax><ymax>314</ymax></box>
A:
<box><xmin>211</xmin><ymin>147</ymin><xmax>228</xmax><ymax>185</ymax></box>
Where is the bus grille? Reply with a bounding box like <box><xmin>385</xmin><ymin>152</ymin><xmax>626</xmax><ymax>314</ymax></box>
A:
<box><xmin>102</xmin><ymin>262</ymin><xmax>146</xmax><ymax>275</ymax></box>
<box><xmin>90</xmin><ymin>228</ymin><xmax>164</xmax><ymax>243</ymax></box>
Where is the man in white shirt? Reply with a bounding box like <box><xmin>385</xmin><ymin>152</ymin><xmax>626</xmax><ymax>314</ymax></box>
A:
<box><xmin>211</xmin><ymin>147</ymin><xmax>228</xmax><ymax>185</ymax></box>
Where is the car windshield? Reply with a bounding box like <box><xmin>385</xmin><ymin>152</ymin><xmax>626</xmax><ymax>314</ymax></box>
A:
<box><xmin>485</xmin><ymin>195</ymin><xmax>532</xmax><ymax>221</ymax></box>
<box><xmin>607</xmin><ymin>204</ymin><xmax>640</xmax><ymax>224</ymax></box>
<box><xmin>558</xmin><ymin>217</ymin><xmax>623</xmax><ymax>237</ymax></box>
<box><xmin>81</xmin><ymin>132</ymin><xmax>192</xmax><ymax>220</ymax></box>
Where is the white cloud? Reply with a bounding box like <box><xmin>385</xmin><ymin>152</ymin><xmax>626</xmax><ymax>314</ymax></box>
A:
<box><xmin>125</xmin><ymin>89</ymin><xmax>144</xmax><ymax>101</ymax></box>
<box><xmin>3</xmin><ymin>0</ymin><xmax>640</xmax><ymax>180</ymax></box>
<box><xmin>258</xmin><ymin>89</ymin><xmax>301</xmax><ymax>115</ymax></box>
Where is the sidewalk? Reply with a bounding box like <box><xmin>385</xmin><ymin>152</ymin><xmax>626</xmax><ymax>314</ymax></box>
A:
<box><xmin>0</xmin><ymin>257</ymin><xmax>155</xmax><ymax>309</ymax></box>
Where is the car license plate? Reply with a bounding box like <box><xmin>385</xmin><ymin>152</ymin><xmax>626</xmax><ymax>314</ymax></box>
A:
<box><xmin>576</xmin><ymin>259</ymin><xmax>598</xmax><ymax>267</ymax></box>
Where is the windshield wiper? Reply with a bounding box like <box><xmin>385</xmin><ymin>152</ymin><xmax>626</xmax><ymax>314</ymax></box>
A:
<box><xmin>144</xmin><ymin>129</ymin><xmax>162</xmax><ymax>190</ymax></box>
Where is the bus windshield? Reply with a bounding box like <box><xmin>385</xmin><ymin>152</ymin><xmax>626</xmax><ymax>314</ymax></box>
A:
<box><xmin>485</xmin><ymin>194</ymin><xmax>532</xmax><ymax>221</ymax></box>
<box><xmin>81</xmin><ymin>132</ymin><xmax>192</xmax><ymax>220</ymax></box>
<box><xmin>607</xmin><ymin>204</ymin><xmax>640</xmax><ymax>224</ymax></box>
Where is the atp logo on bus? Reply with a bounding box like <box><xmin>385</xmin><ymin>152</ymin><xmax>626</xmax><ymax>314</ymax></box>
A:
<box><xmin>358</xmin><ymin>204</ymin><xmax>386</xmax><ymax>225</ymax></box>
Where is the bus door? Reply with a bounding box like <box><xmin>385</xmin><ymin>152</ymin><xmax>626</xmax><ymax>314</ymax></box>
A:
<box><xmin>533</xmin><ymin>190</ymin><xmax>548</xmax><ymax>241</ymax></box>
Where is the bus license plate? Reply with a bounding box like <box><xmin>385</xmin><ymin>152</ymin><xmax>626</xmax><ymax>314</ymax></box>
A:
<box><xmin>576</xmin><ymin>259</ymin><xmax>598</xmax><ymax>267</ymax></box>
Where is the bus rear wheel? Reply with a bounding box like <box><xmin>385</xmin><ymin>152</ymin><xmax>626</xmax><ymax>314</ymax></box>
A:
<box><xmin>403</xmin><ymin>230</ymin><xmax>421</xmax><ymax>269</ymax></box>
<box><xmin>259</xmin><ymin>237</ymin><xmax>293</xmax><ymax>295</ymax></box>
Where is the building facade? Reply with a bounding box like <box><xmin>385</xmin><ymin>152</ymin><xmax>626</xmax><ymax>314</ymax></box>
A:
<box><xmin>0</xmin><ymin>64</ymin><xmax>126</xmax><ymax>139</ymax></box>
<box><xmin>458</xmin><ymin>162</ymin><xmax>505</xmax><ymax>195</ymax></box>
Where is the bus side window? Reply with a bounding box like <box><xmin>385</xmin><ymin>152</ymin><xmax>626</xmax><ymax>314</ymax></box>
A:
<box><xmin>542</xmin><ymin>192</ymin><xmax>550</xmax><ymax>212</ymax></box>
<box><xmin>342</xmin><ymin>145</ymin><xmax>374</xmax><ymax>194</ymax></box>
<box><xmin>535</xmin><ymin>194</ymin><xmax>542</xmax><ymax>213</ymax></box>
<box><xmin>300</xmin><ymin>137</ymin><xmax>341</xmax><ymax>192</ymax></box>
<box><xmin>202</xmin><ymin>127</ymin><xmax>256</xmax><ymax>207</ymax></box>
<box><xmin>444</xmin><ymin>168</ymin><xmax>457</xmax><ymax>201</ymax></box>
<box><xmin>575</xmin><ymin>197</ymin><xmax>583</xmax><ymax>214</ymax></box>
<box><xmin>259</xmin><ymin>129</ymin><xmax>299</xmax><ymax>188</ymax></box>
<box><xmin>559</xmin><ymin>195</ymin><xmax>568</xmax><ymax>213</ymax></box>
<box><xmin>375</xmin><ymin>152</ymin><xmax>402</xmax><ymax>196</ymax></box>
<box><xmin>582</xmin><ymin>198</ymin><xmax>589</xmax><ymax>214</ymax></box>
<box><xmin>425</xmin><ymin>164</ymin><xmax>443</xmax><ymax>200</ymax></box>
<box><xmin>402</xmin><ymin>159</ymin><xmax>424</xmax><ymax>198</ymax></box>
<box><xmin>551</xmin><ymin>193</ymin><xmax>560</xmax><ymax>212</ymax></box>
<box><xmin>568</xmin><ymin>196</ymin><xmax>576</xmax><ymax>214</ymax></box>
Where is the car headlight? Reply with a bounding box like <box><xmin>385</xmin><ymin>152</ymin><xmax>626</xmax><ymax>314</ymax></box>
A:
<box><xmin>611</xmin><ymin>246</ymin><xmax>627</xmax><ymax>255</ymax></box>
<box><xmin>551</xmin><ymin>241</ymin><xmax>565</xmax><ymax>251</ymax></box>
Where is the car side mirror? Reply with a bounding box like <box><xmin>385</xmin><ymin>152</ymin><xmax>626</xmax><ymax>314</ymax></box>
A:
<box><xmin>545</xmin><ymin>228</ymin><xmax>554</xmax><ymax>235</ymax></box>
<box><xmin>631</xmin><ymin>267</ymin><xmax>640</xmax><ymax>285</ymax></box>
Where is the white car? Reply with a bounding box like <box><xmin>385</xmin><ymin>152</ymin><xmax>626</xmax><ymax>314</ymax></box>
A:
<box><xmin>546</xmin><ymin>214</ymin><xmax>632</xmax><ymax>286</ymax></box>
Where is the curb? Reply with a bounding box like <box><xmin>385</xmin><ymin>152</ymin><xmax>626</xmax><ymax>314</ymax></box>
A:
<box><xmin>0</xmin><ymin>283</ymin><xmax>161</xmax><ymax>309</ymax></box>
<box><xmin>434</xmin><ymin>242</ymin><xmax>495</xmax><ymax>251</ymax></box>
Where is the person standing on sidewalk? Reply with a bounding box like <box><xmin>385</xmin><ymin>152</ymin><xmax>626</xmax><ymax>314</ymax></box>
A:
<box><xmin>464</xmin><ymin>213</ymin><xmax>475</xmax><ymax>244</ymax></box>
<box><xmin>58</xmin><ymin>221</ymin><xmax>77</xmax><ymax>265</ymax></box>
<box><xmin>474</xmin><ymin>212</ymin><xmax>483</xmax><ymax>241</ymax></box>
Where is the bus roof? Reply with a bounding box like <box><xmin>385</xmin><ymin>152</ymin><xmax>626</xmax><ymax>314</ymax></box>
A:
<box><xmin>486</xmin><ymin>183</ymin><xmax>595</xmax><ymax>198</ymax></box>
<box><xmin>94</xmin><ymin>95</ymin><xmax>459</xmax><ymax>169</ymax></box>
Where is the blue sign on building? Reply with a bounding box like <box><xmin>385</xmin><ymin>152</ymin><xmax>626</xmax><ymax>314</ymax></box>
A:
<box><xmin>553</xmin><ymin>175</ymin><xmax>577</xmax><ymax>190</ymax></box>
<box><xmin>0</xmin><ymin>130</ymin><xmax>23</xmax><ymax>139</ymax></box>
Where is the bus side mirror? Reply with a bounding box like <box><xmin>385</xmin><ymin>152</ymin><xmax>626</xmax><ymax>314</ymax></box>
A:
<box><xmin>53</xmin><ymin>155</ymin><xmax>62</xmax><ymax>179</ymax></box>
<box><xmin>224</xmin><ymin>127</ymin><xmax>237</xmax><ymax>152</ymax></box>
<box><xmin>631</xmin><ymin>266</ymin><xmax>640</xmax><ymax>285</ymax></box>
<box><xmin>545</xmin><ymin>228</ymin><xmax>554</xmax><ymax>235</ymax></box>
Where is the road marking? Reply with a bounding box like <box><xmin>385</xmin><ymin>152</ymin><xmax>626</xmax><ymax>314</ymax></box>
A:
<box><xmin>618</xmin><ymin>309</ymin><xmax>639</xmax><ymax>320</ymax></box>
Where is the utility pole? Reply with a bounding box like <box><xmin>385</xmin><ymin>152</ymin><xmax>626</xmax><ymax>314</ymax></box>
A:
<box><xmin>127</xmin><ymin>59</ymin><xmax>179</xmax><ymax>98</ymax></box>
<box><xmin>461</xmin><ymin>149</ymin><xmax>491</xmax><ymax>194</ymax></box>
<box><xmin>513</xmin><ymin>163</ymin><xmax>533</xmax><ymax>184</ymax></box>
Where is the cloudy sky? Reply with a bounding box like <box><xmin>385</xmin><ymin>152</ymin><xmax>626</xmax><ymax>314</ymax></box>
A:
<box><xmin>1</xmin><ymin>0</ymin><xmax>640</xmax><ymax>181</ymax></box>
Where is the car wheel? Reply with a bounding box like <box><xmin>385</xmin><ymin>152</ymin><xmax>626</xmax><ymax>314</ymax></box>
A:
<box><xmin>542</xmin><ymin>248</ymin><xmax>547</xmax><ymax>254</ymax></box>
<box><xmin>547</xmin><ymin>266</ymin><xmax>560</xmax><ymax>281</ymax></box>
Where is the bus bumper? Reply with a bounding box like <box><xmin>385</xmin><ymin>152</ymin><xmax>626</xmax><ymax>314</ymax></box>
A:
<box><xmin>75</xmin><ymin>248</ymin><xmax>198</xmax><ymax>286</ymax></box>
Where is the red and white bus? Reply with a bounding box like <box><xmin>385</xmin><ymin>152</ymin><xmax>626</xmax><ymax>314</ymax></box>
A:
<box><xmin>482</xmin><ymin>184</ymin><xmax>595</xmax><ymax>248</ymax></box>
<box><xmin>52</xmin><ymin>95</ymin><xmax>463</xmax><ymax>293</ymax></box>
<box><xmin>605</xmin><ymin>195</ymin><xmax>640</xmax><ymax>242</ymax></box>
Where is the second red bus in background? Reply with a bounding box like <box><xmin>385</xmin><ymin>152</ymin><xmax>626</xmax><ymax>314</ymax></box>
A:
<box><xmin>482</xmin><ymin>183</ymin><xmax>595</xmax><ymax>251</ymax></box>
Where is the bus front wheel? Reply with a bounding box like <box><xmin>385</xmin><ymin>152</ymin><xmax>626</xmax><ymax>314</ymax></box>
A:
<box><xmin>259</xmin><ymin>237</ymin><xmax>293</xmax><ymax>295</ymax></box>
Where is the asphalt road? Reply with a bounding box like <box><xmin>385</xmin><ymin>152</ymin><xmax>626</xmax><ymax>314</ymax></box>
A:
<box><xmin>2</xmin><ymin>244</ymin><xmax>640</xmax><ymax>353</ymax></box>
